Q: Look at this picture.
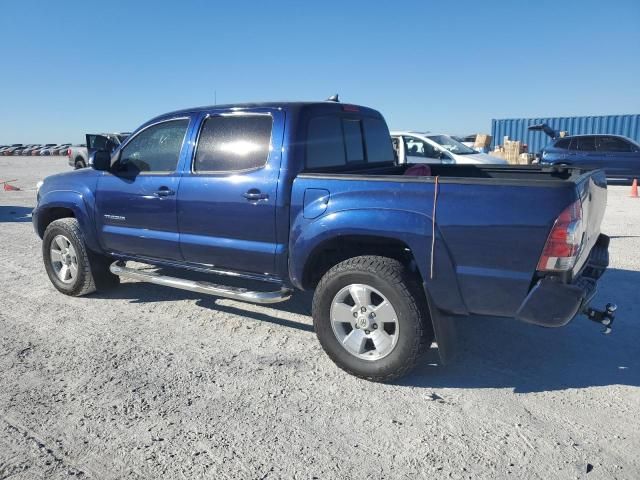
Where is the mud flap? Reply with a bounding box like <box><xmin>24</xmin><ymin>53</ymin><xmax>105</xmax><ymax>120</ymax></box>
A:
<box><xmin>424</xmin><ymin>288</ymin><xmax>458</xmax><ymax>365</ymax></box>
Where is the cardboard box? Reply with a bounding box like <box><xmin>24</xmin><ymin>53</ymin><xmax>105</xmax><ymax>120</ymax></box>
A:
<box><xmin>473</xmin><ymin>134</ymin><xmax>492</xmax><ymax>149</ymax></box>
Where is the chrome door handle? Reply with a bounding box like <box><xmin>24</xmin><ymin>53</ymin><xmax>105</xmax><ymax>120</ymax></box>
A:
<box><xmin>243</xmin><ymin>189</ymin><xmax>269</xmax><ymax>201</ymax></box>
<box><xmin>154</xmin><ymin>187</ymin><xmax>175</xmax><ymax>197</ymax></box>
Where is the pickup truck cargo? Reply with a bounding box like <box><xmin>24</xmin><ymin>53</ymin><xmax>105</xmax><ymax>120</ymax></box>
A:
<box><xmin>33</xmin><ymin>101</ymin><xmax>615</xmax><ymax>381</ymax></box>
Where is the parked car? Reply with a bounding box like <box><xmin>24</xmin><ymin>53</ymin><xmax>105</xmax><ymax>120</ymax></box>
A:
<box><xmin>14</xmin><ymin>144</ymin><xmax>38</xmax><ymax>156</ymax></box>
<box><xmin>20</xmin><ymin>145</ymin><xmax>41</xmax><ymax>155</ymax></box>
<box><xmin>26</xmin><ymin>145</ymin><xmax>43</xmax><ymax>156</ymax></box>
<box><xmin>34</xmin><ymin>101</ymin><xmax>614</xmax><ymax>381</ymax></box>
<box><xmin>2</xmin><ymin>144</ymin><xmax>23</xmax><ymax>155</ymax></box>
<box><xmin>391</xmin><ymin>131</ymin><xmax>506</xmax><ymax>165</ymax></box>
<box><xmin>539</xmin><ymin>134</ymin><xmax>640</xmax><ymax>181</ymax></box>
<box><xmin>35</xmin><ymin>144</ymin><xmax>58</xmax><ymax>156</ymax></box>
<box><xmin>51</xmin><ymin>144</ymin><xmax>71</xmax><ymax>156</ymax></box>
<box><xmin>68</xmin><ymin>133</ymin><xmax>128</xmax><ymax>169</ymax></box>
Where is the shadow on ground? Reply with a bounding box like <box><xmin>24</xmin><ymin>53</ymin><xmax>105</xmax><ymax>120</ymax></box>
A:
<box><xmin>0</xmin><ymin>206</ymin><xmax>32</xmax><ymax>222</ymax></box>
<box><xmin>95</xmin><ymin>269</ymin><xmax>314</xmax><ymax>333</ymax></box>
<box><xmin>401</xmin><ymin>267</ymin><xmax>640</xmax><ymax>393</ymax></box>
<box><xmin>95</xmin><ymin>266</ymin><xmax>639</xmax><ymax>393</ymax></box>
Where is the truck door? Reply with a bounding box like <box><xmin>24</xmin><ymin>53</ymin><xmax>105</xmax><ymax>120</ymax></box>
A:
<box><xmin>177</xmin><ymin>109</ymin><xmax>285</xmax><ymax>275</ymax></box>
<box><xmin>94</xmin><ymin>117</ymin><xmax>193</xmax><ymax>261</ymax></box>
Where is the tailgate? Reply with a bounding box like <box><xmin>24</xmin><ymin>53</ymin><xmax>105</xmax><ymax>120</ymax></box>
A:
<box><xmin>574</xmin><ymin>168</ymin><xmax>607</xmax><ymax>275</ymax></box>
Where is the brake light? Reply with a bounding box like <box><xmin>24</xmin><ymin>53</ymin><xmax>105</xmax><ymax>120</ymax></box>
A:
<box><xmin>537</xmin><ymin>199</ymin><xmax>584</xmax><ymax>271</ymax></box>
<box><xmin>67</xmin><ymin>148</ymin><xmax>71</xmax><ymax>157</ymax></box>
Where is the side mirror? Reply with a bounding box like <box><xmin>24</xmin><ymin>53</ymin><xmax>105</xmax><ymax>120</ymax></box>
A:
<box><xmin>91</xmin><ymin>150</ymin><xmax>111</xmax><ymax>171</ymax></box>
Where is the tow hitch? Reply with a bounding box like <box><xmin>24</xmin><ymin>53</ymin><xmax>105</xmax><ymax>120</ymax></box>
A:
<box><xmin>583</xmin><ymin>303</ymin><xmax>617</xmax><ymax>334</ymax></box>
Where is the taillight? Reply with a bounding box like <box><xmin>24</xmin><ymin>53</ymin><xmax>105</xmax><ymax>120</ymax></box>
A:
<box><xmin>537</xmin><ymin>199</ymin><xmax>584</xmax><ymax>271</ymax></box>
<box><xmin>67</xmin><ymin>148</ymin><xmax>71</xmax><ymax>157</ymax></box>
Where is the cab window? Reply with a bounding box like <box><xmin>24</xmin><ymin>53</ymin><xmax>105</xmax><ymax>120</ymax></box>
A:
<box><xmin>118</xmin><ymin>119</ymin><xmax>189</xmax><ymax>173</ymax></box>
<box><xmin>194</xmin><ymin>115</ymin><xmax>273</xmax><ymax>172</ymax></box>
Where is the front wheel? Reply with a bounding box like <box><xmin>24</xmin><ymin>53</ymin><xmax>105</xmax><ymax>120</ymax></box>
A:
<box><xmin>312</xmin><ymin>256</ymin><xmax>433</xmax><ymax>382</ymax></box>
<box><xmin>42</xmin><ymin>218</ymin><xmax>119</xmax><ymax>296</ymax></box>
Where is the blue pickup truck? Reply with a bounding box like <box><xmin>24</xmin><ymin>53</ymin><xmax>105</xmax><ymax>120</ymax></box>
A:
<box><xmin>33</xmin><ymin>101</ymin><xmax>615</xmax><ymax>381</ymax></box>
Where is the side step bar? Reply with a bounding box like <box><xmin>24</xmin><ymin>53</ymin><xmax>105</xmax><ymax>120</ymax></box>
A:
<box><xmin>109</xmin><ymin>262</ymin><xmax>293</xmax><ymax>304</ymax></box>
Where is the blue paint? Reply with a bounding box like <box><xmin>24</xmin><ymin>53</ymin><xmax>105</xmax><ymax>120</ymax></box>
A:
<box><xmin>34</xmin><ymin>101</ymin><xmax>609</xmax><ymax>328</ymax></box>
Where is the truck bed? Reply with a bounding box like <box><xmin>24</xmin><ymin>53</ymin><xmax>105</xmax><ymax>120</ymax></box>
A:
<box><xmin>291</xmin><ymin>163</ymin><xmax>607</xmax><ymax>319</ymax></box>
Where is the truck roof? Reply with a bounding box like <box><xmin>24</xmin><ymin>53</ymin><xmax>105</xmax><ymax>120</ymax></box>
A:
<box><xmin>155</xmin><ymin>101</ymin><xmax>383</xmax><ymax>122</ymax></box>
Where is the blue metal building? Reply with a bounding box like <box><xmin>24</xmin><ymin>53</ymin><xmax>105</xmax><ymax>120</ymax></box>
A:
<box><xmin>491</xmin><ymin>114</ymin><xmax>640</xmax><ymax>153</ymax></box>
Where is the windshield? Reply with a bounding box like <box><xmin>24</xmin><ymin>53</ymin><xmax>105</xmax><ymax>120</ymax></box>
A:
<box><xmin>427</xmin><ymin>135</ymin><xmax>476</xmax><ymax>154</ymax></box>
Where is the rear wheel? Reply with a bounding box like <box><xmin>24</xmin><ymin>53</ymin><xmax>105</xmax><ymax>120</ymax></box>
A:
<box><xmin>312</xmin><ymin>256</ymin><xmax>433</xmax><ymax>382</ymax></box>
<box><xmin>74</xmin><ymin>158</ymin><xmax>85</xmax><ymax>169</ymax></box>
<box><xmin>42</xmin><ymin>218</ymin><xmax>119</xmax><ymax>296</ymax></box>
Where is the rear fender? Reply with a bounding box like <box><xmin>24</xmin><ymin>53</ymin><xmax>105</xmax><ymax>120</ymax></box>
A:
<box><xmin>290</xmin><ymin>208</ymin><xmax>468</xmax><ymax>315</ymax></box>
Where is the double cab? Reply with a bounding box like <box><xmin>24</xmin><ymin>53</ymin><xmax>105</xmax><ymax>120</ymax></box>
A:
<box><xmin>33</xmin><ymin>101</ymin><xmax>615</xmax><ymax>381</ymax></box>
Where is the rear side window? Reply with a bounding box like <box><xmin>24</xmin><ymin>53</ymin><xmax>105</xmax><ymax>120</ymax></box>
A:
<box><xmin>306</xmin><ymin>116</ymin><xmax>346</xmax><ymax>168</ymax></box>
<box><xmin>363</xmin><ymin>118</ymin><xmax>394</xmax><ymax>162</ymax></box>
<box><xmin>574</xmin><ymin>136</ymin><xmax>596</xmax><ymax>151</ymax></box>
<box><xmin>306</xmin><ymin>115</ymin><xmax>394</xmax><ymax>169</ymax></box>
<box><xmin>194</xmin><ymin>115</ymin><xmax>272</xmax><ymax>172</ymax></box>
<box><xmin>342</xmin><ymin>119</ymin><xmax>365</xmax><ymax>162</ymax></box>
<box><xmin>596</xmin><ymin>136</ymin><xmax>632</xmax><ymax>152</ymax></box>
<box><xmin>554</xmin><ymin>138</ymin><xmax>571</xmax><ymax>149</ymax></box>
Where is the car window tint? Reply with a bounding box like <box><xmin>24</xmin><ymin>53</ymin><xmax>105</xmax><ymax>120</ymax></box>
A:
<box><xmin>554</xmin><ymin>138</ymin><xmax>571</xmax><ymax>149</ymax></box>
<box><xmin>194</xmin><ymin>115</ymin><xmax>272</xmax><ymax>172</ymax></box>
<box><xmin>306</xmin><ymin>116</ymin><xmax>346</xmax><ymax>168</ymax></box>
<box><xmin>363</xmin><ymin>118</ymin><xmax>395</xmax><ymax>163</ymax></box>
<box><xmin>596</xmin><ymin>136</ymin><xmax>632</xmax><ymax>153</ymax></box>
<box><xmin>119</xmin><ymin>119</ymin><xmax>189</xmax><ymax>173</ymax></box>
<box><xmin>404</xmin><ymin>137</ymin><xmax>439</xmax><ymax>158</ymax></box>
<box><xmin>575</xmin><ymin>136</ymin><xmax>596</xmax><ymax>152</ymax></box>
<box><xmin>342</xmin><ymin>119</ymin><xmax>365</xmax><ymax>162</ymax></box>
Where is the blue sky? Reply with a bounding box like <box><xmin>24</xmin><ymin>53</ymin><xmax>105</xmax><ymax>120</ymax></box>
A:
<box><xmin>1</xmin><ymin>0</ymin><xmax>639</xmax><ymax>144</ymax></box>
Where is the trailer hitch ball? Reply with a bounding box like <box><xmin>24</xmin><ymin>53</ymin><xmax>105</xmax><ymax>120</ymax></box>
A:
<box><xmin>584</xmin><ymin>303</ymin><xmax>617</xmax><ymax>335</ymax></box>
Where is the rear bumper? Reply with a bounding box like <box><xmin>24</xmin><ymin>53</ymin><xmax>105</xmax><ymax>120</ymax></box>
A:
<box><xmin>515</xmin><ymin>234</ymin><xmax>609</xmax><ymax>327</ymax></box>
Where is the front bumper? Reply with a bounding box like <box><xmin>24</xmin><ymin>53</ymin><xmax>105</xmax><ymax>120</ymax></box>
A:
<box><xmin>515</xmin><ymin>234</ymin><xmax>609</xmax><ymax>327</ymax></box>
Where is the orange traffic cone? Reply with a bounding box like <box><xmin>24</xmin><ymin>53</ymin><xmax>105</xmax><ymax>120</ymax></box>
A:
<box><xmin>631</xmin><ymin>178</ymin><xmax>639</xmax><ymax>198</ymax></box>
<box><xmin>2</xmin><ymin>180</ymin><xmax>20</xmax><ymax>191</ymax></box>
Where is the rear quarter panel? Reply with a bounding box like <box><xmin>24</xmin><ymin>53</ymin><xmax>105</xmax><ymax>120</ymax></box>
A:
<box><xmin>290</xmin><ymin>175</ymin><xmax>576</xmax><ymax>317</ymax></box>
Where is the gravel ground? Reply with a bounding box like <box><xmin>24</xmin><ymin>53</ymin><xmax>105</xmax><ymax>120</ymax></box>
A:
<box><xmin>1</xmin><ymin>156</ymin><xmax>639</xmax><ymax>479</ymax></box>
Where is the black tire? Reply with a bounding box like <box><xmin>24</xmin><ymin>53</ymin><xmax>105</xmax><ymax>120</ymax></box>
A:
<box><xmin>312</xmin><ymin>255</ymin><xmax>433</xmax><ymax>382</ymax></box>
<box><xmin>74</xmin><ymin>158</ymin><xmax>85</xmax><ymax>169</ymax></box>
<box><xmin>42</xmin><ymin>218</ymin><xmax>119</xmax><ymax>296</ymax></box>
